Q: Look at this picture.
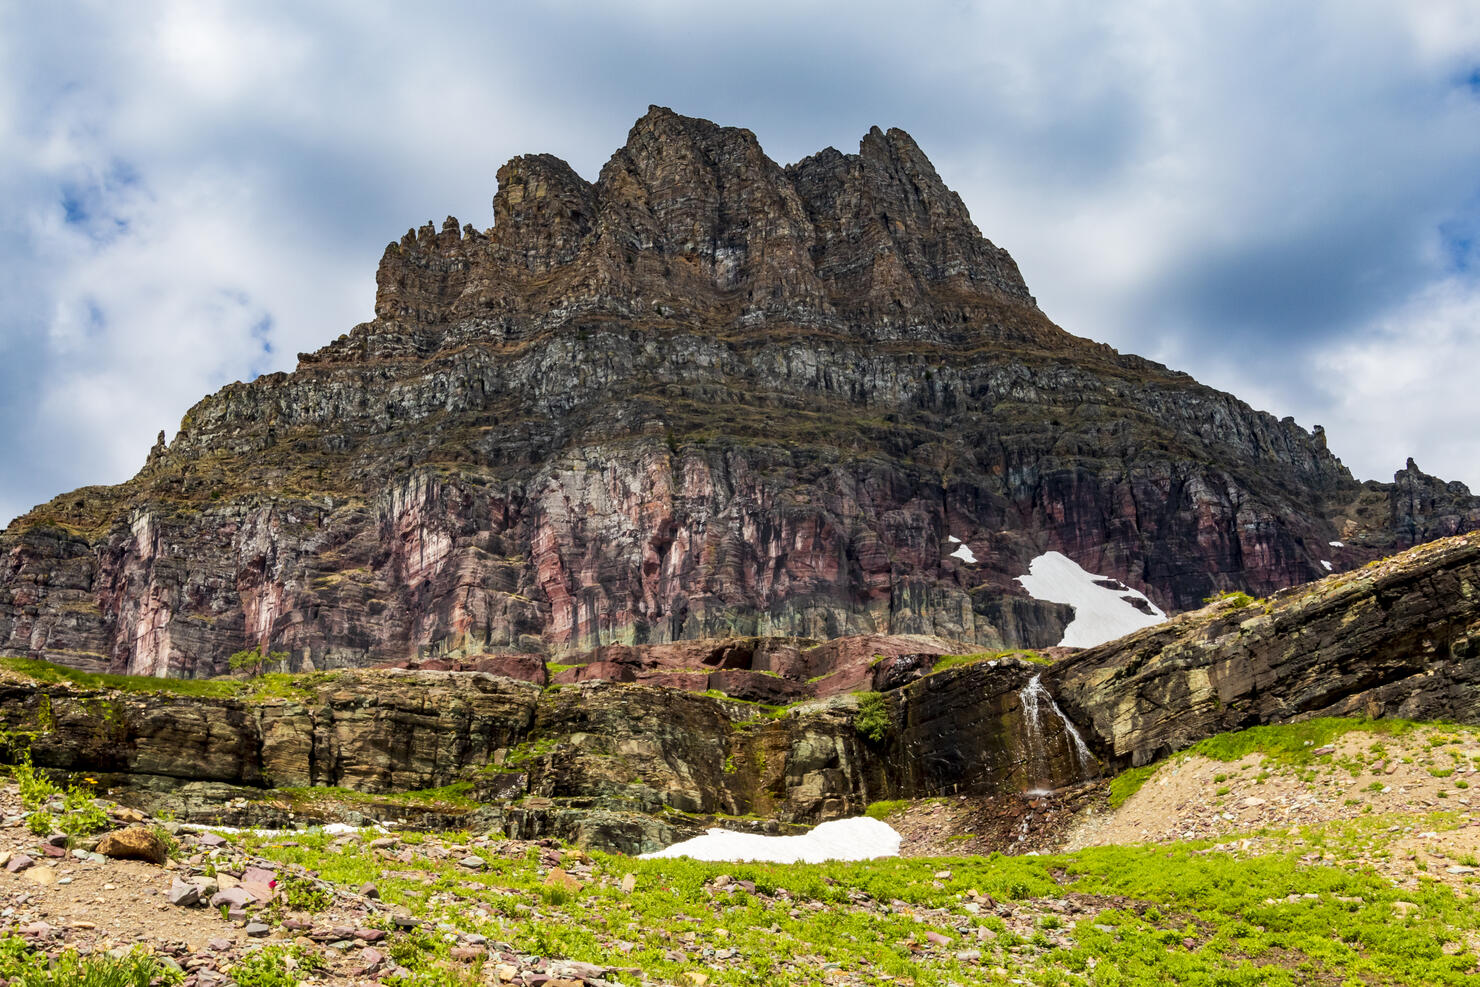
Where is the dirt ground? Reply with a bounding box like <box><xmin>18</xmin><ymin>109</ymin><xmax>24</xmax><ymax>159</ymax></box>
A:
<box><xmin>1062</xmin><ymin>723</ymin><xmax>1480</xmax><ymax>892</ymax></box>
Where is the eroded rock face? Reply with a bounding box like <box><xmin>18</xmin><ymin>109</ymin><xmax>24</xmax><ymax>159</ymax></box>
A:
<box><xmin>1047</xmin><ymin>530</ymin><xmax>1480</xmax><ymax>768</ymax></box>
<box><xmin>2</xmin><ymin>107</ymin><xmax>1474</xmax><ymax>678</ymax></box>
<box><xmin>10</xmin><ymin>531</ymin><xmax>1480</xmax><ymax>853</ymax></box>
<box><xmin>0</xmin><ymin>648</ymin><xmax>1098</xmax><ymax>847</ymax></box>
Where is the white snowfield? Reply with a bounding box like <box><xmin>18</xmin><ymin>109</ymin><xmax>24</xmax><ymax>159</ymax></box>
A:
<box><xmin>1016</xmin><ymin>551</ymin><xmax>1167</xmax><ymax>649</ymax></box>
<box><xmin>946</xmin><ymin>534</ymin><xmax>978</xmax><ymax>563</ymax></box>
<box><xmin>640</xmin><ymin>817</ymin><xmax>901</xmax><ymax>864</ymax></box>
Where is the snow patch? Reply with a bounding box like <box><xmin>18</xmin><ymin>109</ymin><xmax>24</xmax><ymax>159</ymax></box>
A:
<box><xmin>640</xmin><ymin>817</ymin><xmax>901</xmax><ymax>864</ymax></box>
<box><xmin>1329</xmin><ymin>541</ymin><xmax>1345</xmax><ymax>548</ymax></box>
<box><xmin>950</xmin><ymin>543</ymin><xmax>978</xmax><ymax>564</ymax></box>
<box><xmin>1321</xmin><ymin>560</ymin><xmax>1333</xmax><ymax>571</ymax></box>
<box><xmin>947</xmin><ymin>535</ymin><xmax>961</xmax><ymax>544</ymax></box>
<box><xmin>1015</xmin><ymin>551</ymin><xmax>1167</xmax><ymax>649</ymax></box>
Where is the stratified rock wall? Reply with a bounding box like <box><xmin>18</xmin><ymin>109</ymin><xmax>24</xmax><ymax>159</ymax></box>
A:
<box><xmin>0</xmin><ymin>657</ymin><xmax>1093</xmax><ymax>838</ymax></box>
<box><xmin>1047</xmin><ymin>530</ymin><xmax>1480</xmax><ymax>768</ymax></box>
<box><xmin>2</xmin><ymin>107</ymin><xmax>1475</xmax><ymax>677</ymax></box>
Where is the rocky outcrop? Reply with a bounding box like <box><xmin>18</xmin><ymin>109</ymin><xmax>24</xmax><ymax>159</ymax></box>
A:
<box><xmin>8</xmin><ymin>530</ymin><xmax>1480</xmax><ymax>852</ymax></box>
<box><xmin>3</xmin><ymin>107</ymin><xmax>1475</xmax><ymax>679</ymax></box>
<box><xmin>1047</xmin><ymin>530</ymin><xmax>1480</xmax><ymax>768</ymax></box>
<box><xmin>0</xmin><ymin>648</ymin><xmax>1097</xmax><ymax>851</ymax></box>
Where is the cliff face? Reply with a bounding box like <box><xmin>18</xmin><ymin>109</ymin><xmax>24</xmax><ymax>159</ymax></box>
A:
<box><xmin>5</xmin><ymin>530</ymin><xmax>1480</xmax><ymax>853</ymax></box>
<box><xmin>2</xmin><ymin>106</ymin><xmax>1475</xmax><ymax>677</ymax></box>
<box><xmin>0</xmin><ymin>656</ymin><xmax>1095</xmax><ymax>852</ymax></box>
<box><xmin>1048</xmin><ymin>529</ymin><xmax>1480</xmax><ymax>769</ymax></box>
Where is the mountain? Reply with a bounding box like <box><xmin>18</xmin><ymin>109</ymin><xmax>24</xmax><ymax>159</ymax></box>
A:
<box><xmin>2</xmin><ymin>106</ymin><xmax>1477</xmax><ymax>678</ymax></box>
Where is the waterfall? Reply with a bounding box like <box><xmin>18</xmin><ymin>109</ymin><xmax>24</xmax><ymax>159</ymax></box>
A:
<box><xmin>1019</xmin><ymin>674</ymin><xmax>1097</xmax><ymax>791</ymax></box>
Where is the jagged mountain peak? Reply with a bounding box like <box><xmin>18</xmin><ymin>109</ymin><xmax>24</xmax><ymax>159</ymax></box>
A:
<box><xmin>373</xmin><ymin>107</ymin><xmax>1038</xmax><ymax>338</ymax></box>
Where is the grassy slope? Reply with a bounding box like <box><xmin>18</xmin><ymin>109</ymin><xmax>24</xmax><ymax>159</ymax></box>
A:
<box><xmin>223</xmin><ymin>814</ymin><xmax>1480</xmax><ymax>986</ymax></box>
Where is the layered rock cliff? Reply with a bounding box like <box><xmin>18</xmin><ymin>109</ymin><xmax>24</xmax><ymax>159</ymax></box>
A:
<box><xmin>6</xmin><ymin>529</ymin><xmax>1480</xmax><ymax>853</ymax></box>
<box><xmin>2</xmin><ymin>107</ymin><xmax>1476</xmax><ymax>677</ymax></box>
<box><xmin>1048</xmin><ymin>528</ymin><xmax>1480</xmax><ymax>768</ymax></box>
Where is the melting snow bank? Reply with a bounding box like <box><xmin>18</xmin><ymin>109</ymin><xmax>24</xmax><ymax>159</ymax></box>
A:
<box><xmin>640</xmin><ymin>817</ymin><xmax>901</xmax><ymax>864</ymax></box>
<box><xmin>1016</xmin><ymin>551</ymin><xmax>1167</xmax><ymax>648</ymax></box>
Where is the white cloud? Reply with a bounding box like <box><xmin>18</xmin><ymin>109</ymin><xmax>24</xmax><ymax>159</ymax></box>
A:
<box><xmin>1</xmin><ymin>0</ymin><xmax>1479</xmax><ymax>528</ymax></box>
<box><xmin>1313</xmin><ymin>278</ymin><xmax>1480</xmax><ymax>488</ymax></box>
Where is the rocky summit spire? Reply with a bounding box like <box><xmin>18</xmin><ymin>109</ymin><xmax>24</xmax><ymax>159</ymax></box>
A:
<box><xmin>374</xmin><ymin>106</ymin><xmax>1038</xmax><ymax>342</ymax></box>
<box><xmin>2</xmin><ymin>108</ymin><xmax>1474</xmax><ymax>680</ymax></box>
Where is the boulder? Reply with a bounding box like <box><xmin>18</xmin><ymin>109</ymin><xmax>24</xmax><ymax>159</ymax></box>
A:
<box><xmin>96</xmin><ymin>827</ymin><xmax>167</xmax><ymax>865</ymax></box>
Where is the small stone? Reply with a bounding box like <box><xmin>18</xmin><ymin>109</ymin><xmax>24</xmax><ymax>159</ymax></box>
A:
<box><xmin>494</xmin><ymin>963</ymin><xmax>519</xmax><ymax>982</ymax></box>
<box><xmin>5</xmin><ymin>854</ymin><xmax>34</xmax><ymax>873</ymax></box>
<box><xmin>551</xmin><ymin>960</ymin><xmax>607</xmax><ymax>981</ymax></box>
<box><xmin>924</xmin><ymin>930</ymin><xmax>951</xmax><ymax>946</ymax></box>
<box><xmin>197</xmin><ymin>833</ymin><xmax>227</xmax><ymax>847</ymax></box>
<box><xmin>244</xmin><ymin>922</ymin><xmax>271</xmax><ymax>938</ymax></box>
<box><xmin>168</xmin><ymin>880</ymin><xmax>201</xmax><ymax>907</ymax></box>
<box><xmin>358</xmin><ymin>881</ymin><xmax>380</xmax><ymax>899</ymax></box>
<box><xmin>458</xmin><ymin>856</ymin><xmax>486</xmax><ymax>870</ymax></box>
<box><xmin>209</xmin><ymin>887</ymin><xmax>255</xmax><ymax>909</ymax></box>
<box><xmin>354</xmin><ymin>928</ymin><xmax>387</xmax><ymax>942</ymax></box>
<box><xmin>96</xmin><ymin>827</ymin><xmax>168</xmax><ymax>865</ymax></box>
<box><xmin>933</xmin><ymin>870</ymin><xmax>953</xmax><ymax>880</ymax></box>
<box><xmin>207</xmin><ymin>938</ymin><xmax>232</xmax><ymax>951</ymax></box>
<box><xmin>22</xmin><ymin>865</ymin><xmax>57</xmax><ymax>886</ymax></box>
<box><xmin>360</xmin><ymin>947</ymin><xmax>386</xmax><ymax>974</ymax></box>
<box><xmin>544</xmin><ymin>867</ymin><xmax>581</xmax><ymax>893</ymax></box>
<box><xmin>240</xmin><ymin>866</ymin><xmax>277</xmax><ymax>885</ymax></box>
<box><xmin>227</xmin><ymin>906</ymin><xmax>249</xmax><ymax>923</ymax></box>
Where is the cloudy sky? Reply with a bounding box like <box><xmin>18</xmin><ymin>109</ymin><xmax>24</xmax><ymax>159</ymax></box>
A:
<box><xmin>2</xmin><ymin>1</ymin><xmax>1478</xmax><ymax>527</ymax></box>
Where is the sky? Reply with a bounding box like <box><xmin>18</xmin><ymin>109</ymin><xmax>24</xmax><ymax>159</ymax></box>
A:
<box><xmin>2</xmin><ymin>0</ymin><xmax>1479</xmax><ymax>528</ymax></box>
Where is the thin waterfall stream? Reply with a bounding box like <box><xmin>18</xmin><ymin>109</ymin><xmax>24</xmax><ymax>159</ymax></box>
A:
<box><xmin>1019</xmin><ymin>674</ymin><xmax>1098</xmax><ymax>792</ymax></box>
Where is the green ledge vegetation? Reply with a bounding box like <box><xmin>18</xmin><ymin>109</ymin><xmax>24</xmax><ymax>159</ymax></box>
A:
<box><xmin>0</xmin><ymin>656</ymin><xmax>244</xmax><ymax>698</ymax></box>
<box><xmin>1202</xmin><ymin>589</ymin><xmax>1261</xmax><ymax>609</ymax></box>
<box><xmin>276</xmin><ymin>782</ymin><xmax>480</xmax><ymax>812</ymax></box>
<box><xmin>929</xmin><ymin>649</ymin><xmax>1050</xmax><ymax>675</ymax></box>
<box><xmin>0</xmin><ymin>656</ymin><xmax>345</xmax><ymax>703</ymax></box>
